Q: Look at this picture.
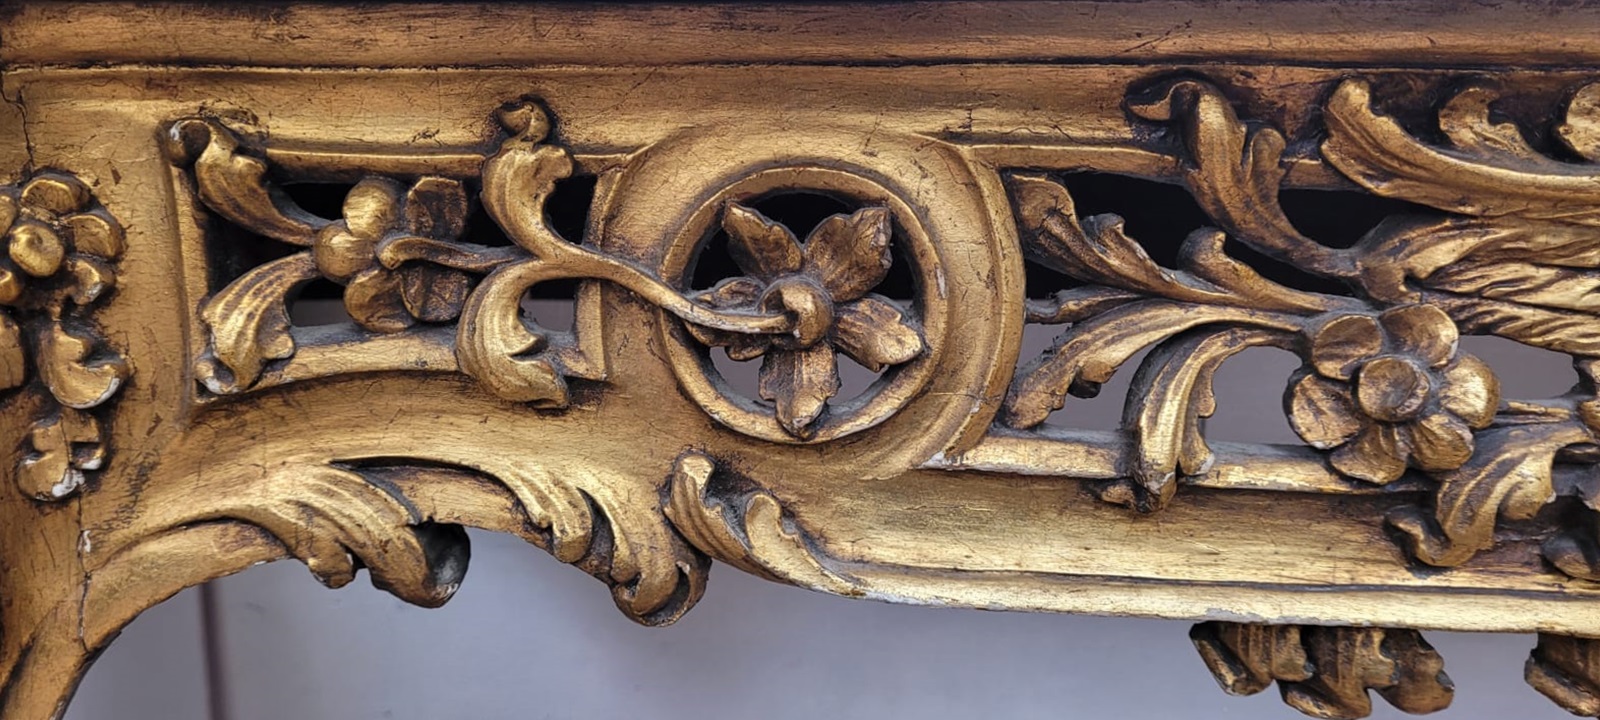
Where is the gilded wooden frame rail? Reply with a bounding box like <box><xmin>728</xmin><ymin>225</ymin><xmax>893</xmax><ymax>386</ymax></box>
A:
<box><xmin>10</xmin><ymin>2</ymin><xmax>1600</xmax><ymax>717</ymax></box>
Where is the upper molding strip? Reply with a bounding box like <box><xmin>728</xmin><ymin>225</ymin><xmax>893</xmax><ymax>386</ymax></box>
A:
<box><xmin>10</xmin><ymin>1</ymin><xmax>1600</xmax><ymax>70</ymax></box>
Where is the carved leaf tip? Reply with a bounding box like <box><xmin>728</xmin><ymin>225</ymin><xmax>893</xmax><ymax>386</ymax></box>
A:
<box><xmin>1560</xmin><ymin>83</ymin><xmax>1600</xmax><ymax>163</ymax></box>
<box><xmin>17</xmin><ymin>409</ymin><xmax>103</xmax><ymax>501</ymax></box>
<box><xmin>1127</xmin><ymin>78</ymin><xmax>1354</xmax><ymax>278</ymax></box>
<box><xmin>482</xmin><ymin>99</ymin><xmax>575</xmax><ymax>259</ymax></box>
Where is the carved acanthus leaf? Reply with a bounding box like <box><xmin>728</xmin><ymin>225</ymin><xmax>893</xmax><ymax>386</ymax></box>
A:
<box><xmin>1193</xmin><ymin>622</ymin><xmax>1453</xmax><ymax>719</ymax></box>
<box><xmin>454</xmin><ymin>259</ymin><xmax>573</xmax><ymax>407</ymax></box>
<box><xmin>1387</xmin><ymin>420</ymin><xmax>1592</xmax><ymax>568</ymax></box>
<box><xmin>1128</xmin><ymin>79</ymin><xmax>1354</xmax><ymax>277</ymax></box>
<box><xmin>166</xmin><ymin>118</ymin><xmax>325</xmax><ymax>245</ymax></box>
<box><xmin>451</xmin><ymin>462</ymin><xmax>709</xmax><ymax>624</ymax></box>
<box><xmin>1325</xmin><ymin>79</ymin><xmax>1600</xmax><ymax>225</ymax></box>
<box><xmin>196</xmin><ymin>464</ymin><xmax>470</xmax><ymax>607</ymax></box>
<box><xmin>664</xmin><ymin>451</ymin><xmax>861</xmax><ymax>597</ymax></box>
<box><xmin>196</xmin><ymin>252</ymin><xmax>319</xmax><ymax>394</ymax></box>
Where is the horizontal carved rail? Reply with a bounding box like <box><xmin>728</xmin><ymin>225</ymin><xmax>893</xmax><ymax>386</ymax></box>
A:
<box><xmin>8</xmin><ymin>3</ymin><xmax>1600</xmax><ymax>718</ymax></box>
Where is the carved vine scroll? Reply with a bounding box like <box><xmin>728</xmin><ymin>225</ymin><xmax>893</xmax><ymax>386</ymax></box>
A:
<box><xmin>998</xmin><ymin>77</ymin><xmax>1600</xmax><ymax>585</ymax></box>
<box><xmin>11</xmin><ymin>7</ymin><xmax>1600</xmax><ymax>717</ymax></box>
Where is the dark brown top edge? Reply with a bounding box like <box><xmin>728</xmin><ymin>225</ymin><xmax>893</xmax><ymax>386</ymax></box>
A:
<box><xmin>7</xmin><ymin>1</ymin><xmax>1600</xmax><ymax>69</ymax></box>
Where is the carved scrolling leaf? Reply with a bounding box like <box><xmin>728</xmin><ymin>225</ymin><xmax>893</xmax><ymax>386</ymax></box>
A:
<box><xmin>166</xmin><ymin>118</ymin><xmax>326</xmax><ymax>245</ymax></box>
<box><xmin>195</xmin><ymin>252</ymin><xmax>319</xmax><ymax>394</ymax></box>
<box><xmin>1006</xmin><ymin>174</ymin><xmax>1338</xmax><ymax>314</ymax></box>
<box><xmin>200</xmin><ymin>464</ymin><xmax>470</xmax><ymax>607</ymax></box>
<box><xmin>460</xmin><ymin>463</ymin><xmax>707</xmax><ymax>624</ymax></box>
<box><xmin>1325</xmin><ymin>80</ymin><xmax>1600</xmax><ymax>226</ymax></box>
<box><xmin>1128</xmin><ymin>79</ymin><xmax>1355</xmax><ymax>277</ymax></box>
<box><xmin>455</xmin><ymin>259</ymin><xmax>572</xmax><ymax>407</ymax></box>
<box><xmin>664</xmin><ymin>451</ymin><xmax>862</xmax><ymax>597</ymax></box>
<box><xmin>1105</xmin><ymin>327</ymin><xmax>1287</xmax><ymax>512</ymax></box>
<box><xmin>1003</xmin><ymin>300</ymin><xmax>1299</xmax><ymax>429</ymax></box>
<box><xmin>1387</xmin><ymin>420</ymin><xmax>1593</xmax><ymax>568</ymax></box>
<box><xmin>1192</xmin><ymin>622</ymin><xmax>1453</xmax><ymax>719</ymax></box>
<box><xmin>122</xmin><ymin>455</ymin><xmax>709</xmax><ymax>628</ymax></box>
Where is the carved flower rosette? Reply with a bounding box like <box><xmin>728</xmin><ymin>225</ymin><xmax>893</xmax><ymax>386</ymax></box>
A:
<box><xmin>0</xmin><ymin>173</ymin><xmax>127</xmax><ymax>501</ymax></box>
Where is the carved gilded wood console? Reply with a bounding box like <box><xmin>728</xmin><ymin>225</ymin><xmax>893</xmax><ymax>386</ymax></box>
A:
<box><xmin>12</xmin><ymin>2</ymin><xmax>1600</xmax><ymax>717</ymax></box>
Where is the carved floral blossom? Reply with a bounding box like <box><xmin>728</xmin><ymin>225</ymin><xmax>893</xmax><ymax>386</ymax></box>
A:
<box><xmin>686</xmin><ymin>203</ymin><xmax>923</xmax><ymax>437</ymax></box>
<box><xmin>1288</xmin><ymin>304</ymin><xmax>1500</xmax><ymax>484</ymax></box>
<box><xmin>0</xmin><ymin>174</ymin><xmax>127</xmax><ymax>499</ymax></box>
<box><xmin>313</xmin><ymin>176</ymin><xmax>481</xmax><ymax>332</ymax></box>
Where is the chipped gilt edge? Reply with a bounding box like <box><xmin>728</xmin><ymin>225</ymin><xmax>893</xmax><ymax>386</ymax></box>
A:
<box><xmin>12</xmin><ymin>3</ymin><xmax>1600</xmax><ymax>719</ymax></box>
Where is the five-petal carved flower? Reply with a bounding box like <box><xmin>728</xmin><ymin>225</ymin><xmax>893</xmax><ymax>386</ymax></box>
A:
<box><xmin>687</xmin><ymin>203</ymin><xmax>924</xmax><ymax>438</ymax></box>
<box><xmin>0</xmin><ymin>174</ymin><xmax>127</xmax><ymax>500</ymax></box>
<box><xmin>1288</xmin><ymin>304</ymin><xmax>1501</xmax><ymax>484</ymax></box>
<box><xmin>313</xmin><ymin>176</ymin><xmax>476</xmax><ymax>333</ymax></box>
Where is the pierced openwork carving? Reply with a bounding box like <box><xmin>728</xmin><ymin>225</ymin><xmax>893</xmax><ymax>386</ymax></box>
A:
<box><xmin>13</xmin><ymin>4</ymin><xmax>1600</xmax><ymax>716</ymax></box>
<box><xmin>992</xmin><ymin>78</ymin><xmax>1600</xmax><ymax>589</ymax></box>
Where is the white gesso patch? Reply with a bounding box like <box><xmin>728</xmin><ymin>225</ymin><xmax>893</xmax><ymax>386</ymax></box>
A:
<box><xmin>50</xmin><ymin>468</ymin><xmax>86</xmax><ymax>499</ymax></box>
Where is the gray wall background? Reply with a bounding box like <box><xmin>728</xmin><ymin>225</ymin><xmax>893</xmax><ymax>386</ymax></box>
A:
<box><xmin>65</xmin><ymin>311</ymin><xmax>1588</xmax><ymax>719</ymax></box>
